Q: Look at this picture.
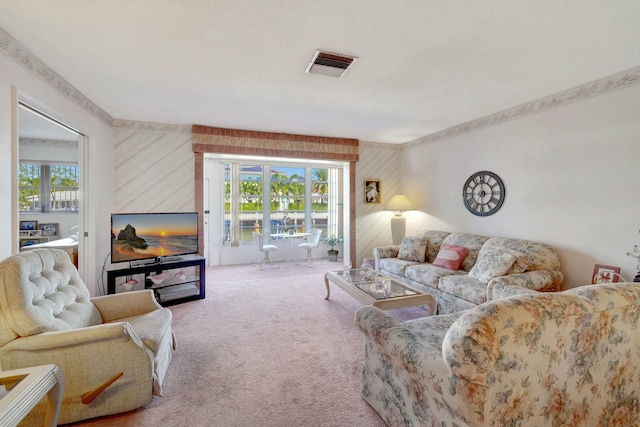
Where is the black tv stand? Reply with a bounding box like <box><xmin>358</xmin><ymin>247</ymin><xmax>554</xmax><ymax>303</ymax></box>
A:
<box><xmin>108</xmin><ymin>255</ymin><xmax>205</xmax><ymax>306</ymax></box>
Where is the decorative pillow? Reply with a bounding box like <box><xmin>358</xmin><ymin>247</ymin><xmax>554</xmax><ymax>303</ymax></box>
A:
<box><xmin>469</xmin><ymin>249</ymin><xmax>517</xmax><ymax>283</ymax></box>
<box><xmin>397</xmin><ymin>237</ymin><xmax>428</xmax><ymax>262</ymax></box>
<box><xmin>506</xmin><ymin>251</ymin><xmax>532</xmax><ymax>274</ymax></box>
<box><xmin>432</xmin><ymin>245</ymin><xmax>469</xmax><ymax>270</ymax></box>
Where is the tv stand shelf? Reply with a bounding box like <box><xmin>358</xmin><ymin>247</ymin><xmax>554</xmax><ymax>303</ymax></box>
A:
<box><xmin>107</xmin><ymin>255</ymin><xmax>205</xmax><ymax>306</ymax></box>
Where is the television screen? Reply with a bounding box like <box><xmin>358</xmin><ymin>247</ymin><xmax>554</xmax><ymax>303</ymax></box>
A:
<box><xmin>111</xmin><ymin>212</ymin><xmax>198</xmax><ymax>264</ymax></box>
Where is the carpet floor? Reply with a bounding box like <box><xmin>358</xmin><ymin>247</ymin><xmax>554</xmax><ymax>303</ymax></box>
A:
<box><xmin>70</xmin><ymin>262</ymin><xmax>425</xmax><ymax>426</ymax></box>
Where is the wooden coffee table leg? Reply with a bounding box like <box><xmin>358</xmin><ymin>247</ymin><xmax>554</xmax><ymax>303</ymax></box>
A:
<box><xmin>324</xmin><ymin>274</ymin><xmax>331</xmax><ymax>300</ymax></box>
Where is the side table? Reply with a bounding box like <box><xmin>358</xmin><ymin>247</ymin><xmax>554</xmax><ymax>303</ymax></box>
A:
<box><xmin>0</xmin><ymin>364</ymin><xmax>64</xmax><ymax>427</ymax></box>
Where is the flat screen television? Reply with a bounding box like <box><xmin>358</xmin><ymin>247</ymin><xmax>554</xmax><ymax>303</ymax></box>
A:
<box><xmin>111</xmin><ymin>212</ymin><xmax>199</xmax><ymax>264</ymax></box>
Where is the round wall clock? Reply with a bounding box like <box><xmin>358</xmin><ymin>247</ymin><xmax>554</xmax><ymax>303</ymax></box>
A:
<box><xmin>462</xmin><ymin>171</ymin><xmax>505</xmax><ymax>216</ymax></box>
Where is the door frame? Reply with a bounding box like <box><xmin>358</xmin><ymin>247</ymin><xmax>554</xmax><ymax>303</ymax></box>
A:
<box><xmin>11</xmin><ymin>88</ymin><xmax>89</xmax><ymax>280</ymax></box>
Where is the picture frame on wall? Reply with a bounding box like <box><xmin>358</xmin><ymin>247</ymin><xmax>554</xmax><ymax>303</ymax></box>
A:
<box><xmin>592</xmin><ymin>264</ymin><xmax>621</xmax><ymax>284</ymax></box>
<box><xmin>39</xmin><ymin>223</ymin><xmax>59</xmax><ymax>237</ymax></box>
<box><xmin>19</xmin><ymin>220</ymin><xmax>38</xmax><ymax>231</ymax></box>
<box><xmin>364</xmin><ymin>179</ymin><xmax>381</xmax><ymax>204</ymax></box>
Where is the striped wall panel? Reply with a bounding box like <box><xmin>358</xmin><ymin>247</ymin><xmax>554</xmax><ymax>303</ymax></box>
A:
<box><xmin>354</xmin><ymin>141</ymin><xmax>403</xmax><ymax>266</ymax></box>
<box><xmin>113</xmin><ymin>121</ymin><xmax>403</xmax><ymax>267</ymax></box>
<box><xmin>113</xmin><ymin>122</ymin><xmax>195</xmax><ymax>213</ymax></box>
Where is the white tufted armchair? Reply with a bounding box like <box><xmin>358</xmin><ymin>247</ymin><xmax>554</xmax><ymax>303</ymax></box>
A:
<box><xmin>0</xmin><ymin>248</ymin><xmax>176</xmax><ymax>426</ymax></box>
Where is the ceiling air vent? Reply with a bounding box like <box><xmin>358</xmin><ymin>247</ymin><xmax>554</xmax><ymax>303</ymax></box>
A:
<box><xmin>305</xmin><ymin>50</ymin><xmax>358</xmax><ymax>78</ymax></box>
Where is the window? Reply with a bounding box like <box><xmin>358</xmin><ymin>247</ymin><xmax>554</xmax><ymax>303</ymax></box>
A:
<box><xmin>19</xmin><ymin>163</ymin><xmax>79</xmax><ymax>213</ymax></box>
<box><xmin>222</xmin><ymin>161</ymin><xmax>338</xmax><ymax>245</ymax></box>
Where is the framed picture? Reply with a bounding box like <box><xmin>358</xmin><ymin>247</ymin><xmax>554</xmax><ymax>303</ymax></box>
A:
<box><xmin>19</xmin><ymin>220</ymin><xmax>38</xmax><ymax>231</ymax></box>
<box><xmin>39</xmin><ymin>223</ymin><xmax>59</xmax><ymax>237</ymax></box>
<box><xmin>592</xmin><ymin>264</ymin><xmax>621</xmax><ymax>284</ymax></box>
<box><xmin>364</xmin><ymin>179</ymin><xmax>381</xmax><ymax>204</ymax></box>
<box><xmin>19</xmin><ymin>239</ymin><xmax>38</xmax><ymax>248</ymax></box>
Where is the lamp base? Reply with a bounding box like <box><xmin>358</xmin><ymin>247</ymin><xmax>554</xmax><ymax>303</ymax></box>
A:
<box><xmin>390</xmin><ymin>215</ymin><xmax>406</xmax><ymax>246</ymax></box>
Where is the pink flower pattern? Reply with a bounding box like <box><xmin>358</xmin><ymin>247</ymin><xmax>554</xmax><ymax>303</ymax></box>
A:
<box><xmin>355</xmin><ymin>282</ymin><xmax>640</xmax><ymax>426</ymax></box>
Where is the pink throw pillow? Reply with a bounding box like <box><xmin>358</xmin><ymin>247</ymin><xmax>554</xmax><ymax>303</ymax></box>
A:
<box><xmin>432</xmin><ymin>244</ymin><xmax>469</xmax><ymax>270</ymax></box>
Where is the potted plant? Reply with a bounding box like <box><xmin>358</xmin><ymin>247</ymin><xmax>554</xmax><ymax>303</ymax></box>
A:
<box><xmin>321</xmin><ymin>235</ymin><xmax>340</xmax><ymax>262</ymax></box>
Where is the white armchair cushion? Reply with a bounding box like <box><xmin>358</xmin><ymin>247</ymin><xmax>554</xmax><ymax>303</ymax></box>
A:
<box><xmin>0</xmin><ymin>249</ymin><xmax>101</xmax><ymax>336</ymax></box>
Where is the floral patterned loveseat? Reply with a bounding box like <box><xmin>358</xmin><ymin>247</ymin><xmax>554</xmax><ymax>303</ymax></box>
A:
<box><xmin>373</xmin><ymin>230</ymin><xmax>564</xmax><ymax>314</ymax></box>
<box><xmin>355</xmin><ymin>282</ymin><xmax>640</xmax><ymax>426</ymax></box>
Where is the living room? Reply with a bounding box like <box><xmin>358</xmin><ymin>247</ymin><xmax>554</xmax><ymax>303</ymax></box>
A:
<box><xmin>1</xmin><ymin>2</ymin><xmax>640</xmax><ymax>425</ymax></box>
<box><xmin>1</xmin><ymin>4</ymin><xmax>639</xmax><ymax>288</ymax></box>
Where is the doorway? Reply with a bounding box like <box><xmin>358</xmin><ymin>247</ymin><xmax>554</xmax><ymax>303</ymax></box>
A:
<box><xmin>16</xmin><ymin>102</ymin><xmax>83</xmax><ymax>271</ymax></box>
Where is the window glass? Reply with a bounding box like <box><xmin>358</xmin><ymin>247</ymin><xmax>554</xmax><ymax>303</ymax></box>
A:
<box><xmin>311</xmin><ymin>168</ymin><xmax>328</xmax><ymax>237</ymax></box>
<box><xmin>270</xmin><ymin>166</ymin><xmax>304</xmax><ymax>234</ymax></box>
<box><xmin>19</xmin><ymin>163</ymin><xmax>79</xmax><ymax>213</ymax></box>
<box><xmin>222</xmin><ymin>162</ymin><xmax>335</xmax><ymax>245</ymax></box>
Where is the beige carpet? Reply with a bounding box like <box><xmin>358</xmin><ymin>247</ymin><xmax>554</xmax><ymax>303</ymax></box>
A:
<box><xmin>70</xmin><ymin>262</ymin><xmax>425</xmax><ymax>427</ymax></box>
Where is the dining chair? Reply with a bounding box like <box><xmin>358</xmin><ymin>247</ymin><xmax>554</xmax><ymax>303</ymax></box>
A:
<box><xmin>253</xmin><ymin>232</ymin><xmax>279</xmax><ymax>268</ymax></box>
<box><xmin>298</xmin><ymin>229</ymin><xmax>322</xmax><ymax>266</ymax></box>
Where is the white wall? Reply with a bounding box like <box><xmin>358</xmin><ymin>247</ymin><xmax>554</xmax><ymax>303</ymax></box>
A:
<box><xmin>400</xmin><ymin>84</ymin><xmax>640</xmax><ymax>288</ymax></box>
<box><xmin>0</xmin><ymin>53</ymin><xmax>114</xmax><ymax>294</ymax></box>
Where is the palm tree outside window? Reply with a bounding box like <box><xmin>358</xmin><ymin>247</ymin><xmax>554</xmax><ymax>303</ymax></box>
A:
<box><xmin>223</xmin><ymin>163</ymin><xmax>333</xmax><ymax>244</ymax></box>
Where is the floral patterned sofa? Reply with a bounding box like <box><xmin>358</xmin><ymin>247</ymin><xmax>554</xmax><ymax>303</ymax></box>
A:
<box><xmin>373</xmin><ymin>230</ymin><xmax>564</xmax><ymax>314</ymax></box>
<box><xmin>355</xmin><ymin>282</ymin><xmax>640</xmax><ymax>426</ymax></box>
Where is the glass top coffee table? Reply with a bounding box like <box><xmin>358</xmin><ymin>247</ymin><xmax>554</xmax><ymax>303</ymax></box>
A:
<box><xmin>324</xmin><ymin>268</ymin><xmax>435</xmax><ymax>315</ymax></box>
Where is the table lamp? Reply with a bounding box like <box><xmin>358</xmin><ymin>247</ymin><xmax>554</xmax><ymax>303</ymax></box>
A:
<box><xmin>386</xmin><ymin>194</ymin><xmax>414</xmax><ymax>245</ymax></box>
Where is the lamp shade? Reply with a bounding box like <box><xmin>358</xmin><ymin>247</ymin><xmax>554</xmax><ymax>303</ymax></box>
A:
<box><xmin>386</xmin><ymin>194</ymin><xmax>414</xmax><ymax>212</ymax></box>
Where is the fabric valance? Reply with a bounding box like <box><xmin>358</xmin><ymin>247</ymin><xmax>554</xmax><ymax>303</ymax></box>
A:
<box><xmin>192</xmin><ymin>125</ymin><xmax>359</xmax><ymax>162</ymax></box>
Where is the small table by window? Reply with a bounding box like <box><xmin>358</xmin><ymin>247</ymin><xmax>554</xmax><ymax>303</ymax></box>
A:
<box><xmin>270</xmin><ymin>232</ymin><xmax>311</xmax><ymax>264</ymax></box>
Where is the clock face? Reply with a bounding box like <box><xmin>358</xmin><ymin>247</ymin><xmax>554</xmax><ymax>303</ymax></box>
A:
<box><xmin>463</xmin><ymin>171</ymin><xmax>505</xmax><ymax>216</ymax></box>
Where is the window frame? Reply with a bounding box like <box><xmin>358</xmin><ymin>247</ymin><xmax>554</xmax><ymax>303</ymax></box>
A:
<box><xmin>18</xmin><ymin>161</ymin><xmax>79</xmax><ymax>213</ymax></box>
<box><xmin>220</xmin><ymin>158</ymin><xmax>341</xmax><ymax>246</ymax></box>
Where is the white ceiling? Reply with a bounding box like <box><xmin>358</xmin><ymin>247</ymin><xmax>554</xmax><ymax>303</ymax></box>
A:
<box><xmin>2</xmin><ymin>1</ymin><xmax>640</xmax><ymax>144</ymax></box>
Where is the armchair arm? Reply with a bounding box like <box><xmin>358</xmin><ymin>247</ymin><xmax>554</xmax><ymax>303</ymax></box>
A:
<box><xmin>354</xmin><ymin>306</ymin><xmax>478</xmax><ymax>424</ymax></box>
<box><xmin>354</xmin><ymin>306</ymin><xmax>442</xmax><ymax>366</ymax></box>
<box><xmin>1</xmin><ymin>323</ymin><xmax>145</xmax><ymax>353</ymax></box>
<box><xmin>372</xmin><ymin>245</ymin><xmax>400</xmax><ymax>271</ymax></box>
<box><xmin>0</xmin><ymin>326</ymin><xmax>155</xmax><ymax>423</ymax></box>
<box><xmin>486</xmin><ymin>270</ymin><xmax>565</xmax><ymax>301</ymax></box>
<box><xmin>91</xmin><ymin>290</ymin><xmax>162</xmax><ymax>322</ymax></box>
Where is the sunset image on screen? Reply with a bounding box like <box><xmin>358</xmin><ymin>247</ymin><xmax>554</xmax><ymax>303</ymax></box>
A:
<box><xmin>111</xmin><ymin>213</ymin><xmax>198</xmax><ymax>262</ymax></box>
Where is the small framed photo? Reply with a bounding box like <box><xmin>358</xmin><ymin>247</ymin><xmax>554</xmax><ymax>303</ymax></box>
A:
<box><xmin>27</xmin><ymin>230</ymin><xmax>41</xmax><ymax>237</ymax></box>
<box><xmin>19</xmin><ymin>239</ymin><xmax>38</xmax><ymax>248</ymax></box>
<box><xmin>364</xmin><ymin>179</ymin><xmax>381</xmax><ymax>204</ymax></box>
<box><xmin>592</xmin><ymin>264</ymin><xmax>621</xmax><ymax>284</ymax></box>
<box><xmin>19</xmin><ymin>220</ymin><xmax>38</xmax><ymax>231</ymax></box>
<box><xmin>39</xmin><ymin>223</ymin><xmax>59</xmax><ymax>237</ymax></box>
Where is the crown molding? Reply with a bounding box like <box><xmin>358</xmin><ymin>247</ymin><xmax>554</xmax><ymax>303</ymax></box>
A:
<box><xmin>112</xmin><ymin>119</ymin><xmax>192</xmax><ymax>134</ymax></box>
<box><xmin>0</xmin><ymin>27</ymin><xmax>113</xmax><ymax>126</ymax></box>
<box><xmin>360</xmin><ymin>140</ymin><xmax>403</xmax><ymax>150</ymax></box>
<box><xmin>4</xmin><ymin>25</ymin><xmax>639</xmax><ymax>147</ymax></box>
<box><xmin>406</xmin><ymin>65</ymin><xmax>640</xmax><ymax>148</ymax></box>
